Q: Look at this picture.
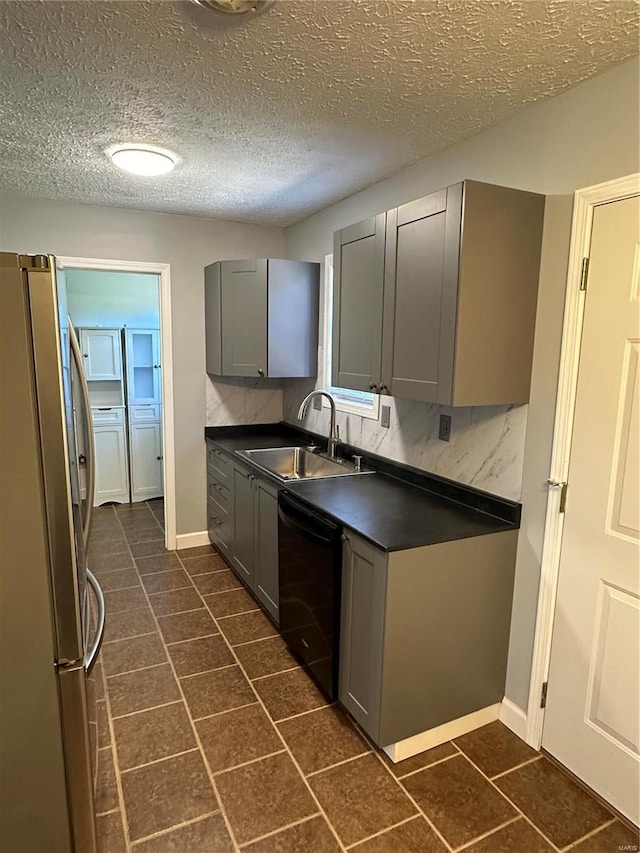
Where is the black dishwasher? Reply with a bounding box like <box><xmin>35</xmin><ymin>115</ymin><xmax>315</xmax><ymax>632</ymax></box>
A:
<box><xmin>278</xmin><ymin>491</ymin><xmax>343</xmax><ymax>700</ymax></box>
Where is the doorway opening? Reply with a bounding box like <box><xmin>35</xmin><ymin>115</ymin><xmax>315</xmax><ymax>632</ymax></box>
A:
<box><xmin>58</xmin><ymin>257</ymin><xmax>176</xmax><ymax>550</ymax></box>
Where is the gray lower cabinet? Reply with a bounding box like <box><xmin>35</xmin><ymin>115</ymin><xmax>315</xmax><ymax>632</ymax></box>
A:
<box><xmin>205</xmin><ymin>258</ymin><xmax>320</xmax><ymax>379</ymax></box>
<box><xmin>333</xmin><ymin>180</ymin><xmax>545</xmax><ymax>406</ymax></box>
<box><xmin>206</xmin><ymin>447</ymin><xmax>280</xmax><ymax>623</ymax></box>
<box><xmin>339</xmin><ymin>528</ymin><xmax>519</xmax><ymax>747</ymax></box>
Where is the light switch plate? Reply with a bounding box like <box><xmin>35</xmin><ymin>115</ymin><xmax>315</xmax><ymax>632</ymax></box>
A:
<box><xmin>439</xmin><ymin>414</ymin><xmax>452</xmax><ymax>442</ymax></box>
<box><xmin>381</xmin><ymin>405</ymin><xmax>391</xmax><ymax>428</ymax></box>
<box><xmin>313</xmin><ymin>396</ymin><xmax>322</xmax><ymax>411</ymax></box>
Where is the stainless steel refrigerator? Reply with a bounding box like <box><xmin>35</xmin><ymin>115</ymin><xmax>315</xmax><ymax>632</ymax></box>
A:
<box><xmin>0</xmin><ymin>253</ymin><xmax>105</xmax><ymax>852</ymax></box>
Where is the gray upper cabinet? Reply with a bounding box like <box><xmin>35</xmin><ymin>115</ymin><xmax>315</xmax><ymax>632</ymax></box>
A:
<box><xmin>205</xmin><ymin>258</ymin><xmax>319</xmax><ymax>379</ymax></box>
<box><xmin>334</xmin><ymin>180</ymin><xmax>545</xmax><ymax>406</ymax></box>
<box><xmin>332</xmin><ymin>214</ymin><xmax>386</xmax><ymax>392</ymax></box>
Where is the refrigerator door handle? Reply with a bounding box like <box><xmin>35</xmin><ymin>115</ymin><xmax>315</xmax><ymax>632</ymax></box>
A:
<box><xmin>84</xmin><ymin>569</ymin><xmax>105</xmax><ymax>674</ymax></box>
<box><xmin>69</xmin><ymin>319</ymin><xmax>95</xmax><ymax>546</ymax></box>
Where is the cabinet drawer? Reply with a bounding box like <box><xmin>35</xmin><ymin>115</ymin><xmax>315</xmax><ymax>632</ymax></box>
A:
<box><xmin>208</xmin><ymin>498</ymin><xmax>231</xmax><ymax>554</ymax></box>
<box><xmin>207</xmin><ymin>444</ymin><xmax>231</xmax><ymax>483</ymax></box>
<box><xmin>91</xmin><ymin>407</ymin><xmax>124</xmax><ymax>426</ymax></box>
<box><xmin>208</xmin><ymin>478</ymin><xmax>229</xmax><ymax>508</ymax></box>
<box><xmin>130</xmin><ymin>404</ymin><xmax>161</xmax><ymax>423</ymax></box>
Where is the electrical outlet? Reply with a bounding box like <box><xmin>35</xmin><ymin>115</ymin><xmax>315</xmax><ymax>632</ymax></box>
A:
<box><xmin>381</xmin><ymin>405</ymin><xmax>391</xmax><ymax>428</ymax></box>
<box><xmin>313</xmin><ymin>396</ymin><xmax>322</xmax><ymax>411</ymax></box>
<box><xmin>439</xmin><ymin>414</ymin><xmax>451</xmax><ymax>442</ymax></box>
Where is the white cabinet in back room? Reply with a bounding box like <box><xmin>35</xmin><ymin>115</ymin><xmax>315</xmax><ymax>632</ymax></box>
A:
<box><xmin>124</xmin><ymin>328</ymin><xmax>161</xmax><ymax>404</ymax></box>
<box><xmin>129</xmin><ymin>420</ymin><xmax>163</xmax><ymax>501</ymax></box>
<box><xmin>79</xmin><ymin>328</ymin><xmax>122</xmax><ymax>381</ymax></box>
<box><xmin>93</xmin><ymin>423</ymin><xmax>129</xmax><ymax>504</ymax></box>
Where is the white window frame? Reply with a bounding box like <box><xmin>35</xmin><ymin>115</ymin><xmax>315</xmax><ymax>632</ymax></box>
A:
<box><xmin>320</xmin><ymin>254</ymin><xmax>380</xmax><ymax>420</ymax></box>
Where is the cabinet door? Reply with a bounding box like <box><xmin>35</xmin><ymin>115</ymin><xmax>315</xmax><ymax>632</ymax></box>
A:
<box><xmin>80</xmin><ymin>329</ymin><xmax>122</xmax><ymax>381</ymax></box>
<box><xmin>253</xmin><ymin>478</ymin><xmax>279</xmax><ymax>623</ymax></box>
<box><xmin>339</xmin><ymin>532</ymin><xmax>386</xmax><ymax>741</ymax></box>
<box><xmin>221</xmin><ymin>260</ymin><xmax>268</xmax><ymax>378</ymax></box>
<box><xmin>381</xmin><ymin>185</ymin><xmax>462</xmax><ymax>404</ymax></box>
<box><xmin>332</xmin><ymin>215</ymin><xmax>386</xmax><ymax>392</ymax></box>
<box><xmin>231</xmin><ymin>463</ymin><xmax>255</xmax><ymax>583</ymax></box>
<box><xmin>129</xmin><ymin>422</ymin><xmax>163</xmax><ymax>502</ymax></box>
<box><xmin>93</xmin><ymin>424</ymin><xmax>129</xmax><ymax>505</ymax></box>
<box><xmin>125</xmin><ymin>329</ymin><xmax>161</xmax><ymax>404</ymax></box>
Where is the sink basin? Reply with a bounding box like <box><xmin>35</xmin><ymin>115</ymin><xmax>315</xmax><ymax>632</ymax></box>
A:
<box><xmin>237</xmin><ymin>447</ymin><xmax>367</xmax><ymax>481</ymax></box>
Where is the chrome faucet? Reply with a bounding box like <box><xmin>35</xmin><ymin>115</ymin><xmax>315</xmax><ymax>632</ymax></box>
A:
<box><xmin>297</xmin><ymin>390</ymin><xmax>340</xmax><ymax>458</ymax></box>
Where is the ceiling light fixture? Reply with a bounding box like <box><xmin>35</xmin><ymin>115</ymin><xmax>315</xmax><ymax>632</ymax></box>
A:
<box><xmin>107</xmin><ymin>144</ymin><xmax>178</xmax><ymax>177</ymax></box>
<box><xmin>190</xmin><ymin>0</ymin><xmax>274</xmax><ymax>15</ymax></box>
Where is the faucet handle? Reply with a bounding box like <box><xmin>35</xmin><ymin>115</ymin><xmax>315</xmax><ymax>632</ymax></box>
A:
<box><xmin>352</xmin><ymin>454</ymin><xmax>362</xmax><ymax>472</ymax></box>
<box><xmin>335</xmin><ymin>424</ymin><xmax>340</xmax><ymax>441</ymax></box>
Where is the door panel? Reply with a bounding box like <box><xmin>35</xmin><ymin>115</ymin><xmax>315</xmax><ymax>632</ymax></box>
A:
<box><xmin>130</xmin><ymin>422</ymin><xmax>163</xmax><ymax>501</ymax></box>
<box><xmin>80</xmin><ymin>329</ymin><xmax>121</xmax><ymax>381</ymax></box>
<box><xmin>332</xmin><ymin>214</ymin><xmax>386</xmax><ymax>392</ymax></box>
<box><xmin>93</xmin><ymin>425</ymin><xmax>129</xmax><ymax>505</ymax></box>
<box><xmin>543</xmin><ymin>194</ymin><xmax>640</xmax><ymax>824</ymax></box>
<box><xmin>254</xmin><ymin>479</ymin><xmax>279</xmax><ymax>622</ymax></box>
<box><xmin>221</xmin><ymin>260</ymin><xmax>268</xmax><ymax>377</ymax></box>
<box><xmin>232</xmin><ymin>464</ymin><xmax>254</xmax><ymax>582</ymax></box>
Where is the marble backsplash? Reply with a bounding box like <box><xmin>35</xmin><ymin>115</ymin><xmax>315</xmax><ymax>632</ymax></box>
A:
<box><xmin>205</xmin><ymin>375</ymin><xmax>283</xmax><ymax>425</ymax></box>
<box><xmin>282</xmin><ymin>378</ymin><xmax>528</xmax><ymax>502</ymax></box>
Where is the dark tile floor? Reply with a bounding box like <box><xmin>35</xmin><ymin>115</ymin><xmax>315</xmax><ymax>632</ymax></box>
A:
<box><xmin>91</xmin><ymin>502</ymin><xmax>638</xmax><ymax>853</ymax></box>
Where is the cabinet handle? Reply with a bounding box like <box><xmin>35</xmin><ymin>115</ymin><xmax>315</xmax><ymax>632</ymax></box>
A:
<box><xmin>369</xmin><ymin>382</ymin><xmax>378</xmax><ymax>392</ymax></box>
<box><xmin>157</xmin><ymin>455</ymin><xmax>163</xmax><ymax>460</ymax></box>
<box><xmin>257</xmin><ymin>368</ymin><xmax>264</xmax><ymax>377</ymax></box>
<box><xmin>379</xmin><ymin>384</ymin><xmax>388</xmax><ymax>394</ymax></box>
<box><xmin>83</xmin><ymin>353</ymin><xmax>88</xmax><ymax>358</ymax></box>
<box><xmin>153</xmin><ymin>364</ymin><xmax>161</xmax><ymax>369</ymax></box>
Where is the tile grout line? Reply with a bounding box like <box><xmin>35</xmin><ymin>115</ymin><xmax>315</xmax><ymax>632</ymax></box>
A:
<box><xmin>120</xmin><ymin>747</ymin><xmax>201</xmax><ymax>776</ymax></box>
<box><xmin>164</xmin><ymin>631</ymin><xmax>221</xmax><ymax>646</ymax></box>
<box><xmin>305</xmin><ymin>750</ymin><xmax>373</xmax><ymax>778</ymax></box>
<box><xmin>455</xmin><ymin>750</ymin><xmax>566</xmax><ymax>852</ymax></box>
<box><xmin>489</xmin><ymin>753</ymin><xmax>543</xmax><ymax>780</ymax></box>
<box><xmin>103</xmin><ymin>630</ymin><xmax>158</xmax><ymax>646</ymax></box>
<box><xmin>237</xmin><ymin>813</ymin><xmax>323</xmax><ymax>849</ymax></box>
<box><xmin>561</xmin><ymin>817</ymin><xmax>618</xmax><ymax>851</ymax></box>
<box><xmin>250</xmin><ymin>663</ymin><xmax>302</xmax><ymax>682</ymax></box>
<box><xmin>344</xmin><ymin>814</ymin><xmax>423</xmax><ymax>850</ymax></box>
<box><xmin>97</xmin><ymin>507</ymin><xmax>134</xmax><ymax>852</ymax></box>
<box><xmin>129</xmin><ymin>810</ymin><xmax>223</xmax><ymax>848</ymax></box>
<box><xmin>192</xmin><ymin>701</ymin><xmax>260</xmax><ymax>723</ymax></box>
<box><xmin>367</xmin><ymin>748</ymin><xmax>454</xmax><ymax>852</ymax></box>
<box><xmin>174</xmin><ymin>547</ymin><xmax>350</xmax><ymax>853</ymax></box>
<box><xmin>124</xmin><ymin>538</ymin><xmax>244</xmax><ymax>853</ymax></box>
<box><xmin>393</xmin><ymin>750</ymin><xmax>460</xmax><ymax>780</ymax></box>
<box><xmin>229</xmin><ymin>630</ymin><xmax>281</xmax><ymax>647</ymax></box>
<box><xmin>178</xmin><ymin>662</ymin><xmax>239</xmax><ymax>680</ymax></box>
<box><xmin>274</xmin><ymin>702</ymin><xmax>340</xmax><ymax>725</ymax></box>
<box><xmin>453</xmin><ymin>815</ymin><xmax>522</xmax><ymax>852</ymax></box>
<box><xmin>111</xmin><ymin>698</ymin><xmax>183</xmax><ymax>722</ymax></box>
<box><xmin>212</xmin><ymin>748</ymin><xmax>288</xmax><ymax>777</ymax></box>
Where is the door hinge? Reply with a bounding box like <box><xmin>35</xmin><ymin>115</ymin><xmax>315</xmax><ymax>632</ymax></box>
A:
<box><xmin>580</xmin><ymin>257</ymin><xmax>590</xmax><ymax>291</ymax></box>
<box><xmin>547</xmin><ymin>479</ymin><xmax>568</xmax><ymax>513</ymax></box>
<box><xmin>540</xmin><ymin>681</ymin><xmax>548</xmax><ymax>708</ymax></box>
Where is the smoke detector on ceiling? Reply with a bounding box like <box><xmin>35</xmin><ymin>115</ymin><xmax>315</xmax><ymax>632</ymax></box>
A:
<box><xmin>190</xmin><ymin>0</ymin><xmax>274</xmax><ymax>14</ymax></box>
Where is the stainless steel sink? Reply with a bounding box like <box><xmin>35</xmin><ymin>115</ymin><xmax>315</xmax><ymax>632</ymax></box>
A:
<box><xmin>237</xmin><ymin>447</ymin><xmax>368</xmax><ymax>481</ymax></box>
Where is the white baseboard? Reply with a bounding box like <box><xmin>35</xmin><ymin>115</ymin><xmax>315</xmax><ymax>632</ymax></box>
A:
<box><xmin>175</xmin><ymin>531</ymin><xmax>210</xmax><ymax>550</ymax></box>
<box><xmin>384</xmin><ymin>703</ymin><xmax>501</xmax><ymax>763</ymax></box>
<box><xmin>499</xmin><ymin>697</ymin><xmax>528</xmax><ymax>741</ymax></box>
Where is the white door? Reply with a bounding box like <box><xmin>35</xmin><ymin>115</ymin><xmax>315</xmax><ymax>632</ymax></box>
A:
<box><xmin>93</xmin><ymin>424</ymin><xmax>129</xmax><ymax>505</ymax></box>
<box><xmin>543</xmin><ymin>195</ymin><xmax>640</xmax><ymax>823</ymax></box>
<box><xmin>80</xmin><ymin>329</ymin><xmax>122</xmax><ymax>381</ymax></box>
<box><xmin>125</xmin><ymin>329</ymin><xmax>161</xmax><ymax>404</ymax></box>
<box><xmin>130</xmin><ymin>421</ymin><xmax>163</xmax><ymax>502</ymax></box>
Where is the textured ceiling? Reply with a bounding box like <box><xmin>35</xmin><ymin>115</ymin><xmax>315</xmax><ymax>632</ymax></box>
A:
<box><xmin>0</xmin><ymin>0</ymin><xmax>638</xmax><ymax>225</ymax></box>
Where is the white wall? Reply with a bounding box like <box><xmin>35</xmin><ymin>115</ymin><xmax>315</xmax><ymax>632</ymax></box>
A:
<box><xmin>283</xmin><ymin>58</ymin><xmax>640</xmax><ymax>711</ymax></box>
<box><xmin>66</xmin><ymin>269</ymin><xmax>160</xmax><ymax>329</ymax></box>
<box><xmin>0</xmin><ymin>198</ymin><xmax>284</xmax><ymax>536</ymax></box>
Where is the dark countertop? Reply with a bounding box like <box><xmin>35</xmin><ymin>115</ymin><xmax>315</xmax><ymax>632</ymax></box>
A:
<box><xmin>282</xmin><ymin>475</ymin><xmax>515</xmax><ymax>551</ymax></box>
<box><xmin>205</xmin><ymin>424</ymin><xmax>519</xmax><ymax>552</ymax></box>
